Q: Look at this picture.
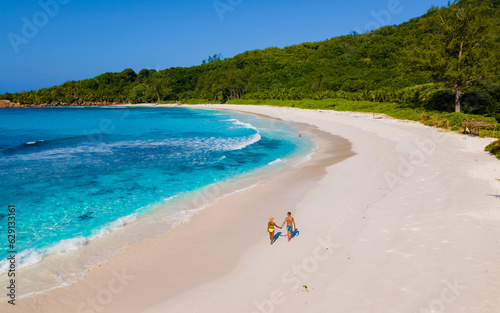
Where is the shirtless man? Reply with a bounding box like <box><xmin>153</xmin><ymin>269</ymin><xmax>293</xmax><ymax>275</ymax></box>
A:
<box><xmin>281</xmin><ymin>212</ymin><xmax>296</xmax><ymax>242</ymax></box>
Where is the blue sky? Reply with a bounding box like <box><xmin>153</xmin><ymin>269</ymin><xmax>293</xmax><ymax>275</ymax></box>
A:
<box><xmin>0</xmin><ymin>0</ymin><xmax>449</xmax><ymax>94</ymax></box>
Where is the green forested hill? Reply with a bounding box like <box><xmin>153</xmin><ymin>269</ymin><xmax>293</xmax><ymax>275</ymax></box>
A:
<box><xmin>2</xmin><ymin>0</ymin><xmax>499</xmax><ymax>119</ymax></box>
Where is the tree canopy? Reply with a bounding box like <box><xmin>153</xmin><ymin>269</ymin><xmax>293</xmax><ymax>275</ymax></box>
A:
<box><xmin>2</xmin><ymin>0</ymin><xmax>499</xmax><ymax>120</ymax></box>
<box><xmin>404</xmin><ymin>0</ymin><xmax>499</xmax><ymax>112</ymax></box>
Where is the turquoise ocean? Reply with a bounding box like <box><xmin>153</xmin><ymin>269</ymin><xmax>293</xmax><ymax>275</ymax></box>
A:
<box><xmin>0</xmin><ymin>107</ymin><xmax>314</xmax><ymax>277</ymax></box>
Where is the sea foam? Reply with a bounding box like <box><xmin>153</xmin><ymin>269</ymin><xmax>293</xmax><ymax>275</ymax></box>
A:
<box><xmin>0</xmin><ymin>107</ymin><xmax>311</xmax><ymax>283</ymax></box>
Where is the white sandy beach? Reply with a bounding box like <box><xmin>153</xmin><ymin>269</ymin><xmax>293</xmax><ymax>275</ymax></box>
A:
<box><xmin>10</xmin><ymin>104</ymin><xmax>500</xmax><ymax>313</ymax></box>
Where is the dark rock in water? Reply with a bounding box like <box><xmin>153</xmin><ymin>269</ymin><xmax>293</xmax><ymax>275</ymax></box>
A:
<box><xmin>77</xmin><ymin>212</ymin><xmax>94</xmax><ymax>221</ymax></box>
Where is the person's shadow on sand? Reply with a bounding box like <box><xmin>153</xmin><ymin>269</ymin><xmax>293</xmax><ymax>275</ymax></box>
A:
<box><xmin>272</xmin><ymin>229</ymin><xmax>300</xmax><ymax>244</ymax></box>
<box><xmin>272</xmin><ymin>232</ymin><xmax>282</xmax><ymax>244</ymax></box>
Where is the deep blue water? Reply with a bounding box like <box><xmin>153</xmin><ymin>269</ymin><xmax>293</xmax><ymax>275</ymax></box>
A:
<box><xmin>0</xmin><ymin>106</ymin><xmax>312</xmax><ymax>272</ymax></box>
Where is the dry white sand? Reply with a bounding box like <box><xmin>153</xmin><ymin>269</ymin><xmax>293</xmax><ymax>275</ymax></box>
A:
<box><xmin>9</xmin><ymin>104</ymin><xmax>500</xmax><ymax>313</ymax></box>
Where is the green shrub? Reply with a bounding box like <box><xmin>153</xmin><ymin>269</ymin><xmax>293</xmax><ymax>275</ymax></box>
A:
<box><xmin>485</xmin><ymin>140</ymin><xmax>500</xmax><ymax>158</ymax></box>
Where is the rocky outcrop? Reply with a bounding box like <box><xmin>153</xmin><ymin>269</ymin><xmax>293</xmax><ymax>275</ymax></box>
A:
<box><xmin>0</xmin><ymin>100</ymin><xmax>22</xmax><ymax>108</ymax></box>
<box><xmin>0</xmin><ymin>100</ymin><xmax>127</xmax><ymax>108</ymax></box>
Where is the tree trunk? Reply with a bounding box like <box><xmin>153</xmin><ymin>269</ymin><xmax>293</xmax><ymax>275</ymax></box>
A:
<box><xmin>455</xmin><ymin>87</ymin><xmax>461</xmax><ymax>113</ymax></box>
<box><xmin>455</xmin><ymin>30</ymin><xmax>465</xmax><ymax>113</ymax></box>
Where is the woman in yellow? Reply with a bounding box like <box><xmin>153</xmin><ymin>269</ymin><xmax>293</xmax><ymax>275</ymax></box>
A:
<box><xmin>268</xmin><ymin>217</ymin><xmax>282</xmax><ymax>245</ymax></box>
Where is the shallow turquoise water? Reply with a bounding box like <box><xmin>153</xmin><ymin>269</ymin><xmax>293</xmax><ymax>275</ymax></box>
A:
<box><xmin>0</xmin><ymin>106</ymin><xmax>313</xmax><ymax>272</ymax></box>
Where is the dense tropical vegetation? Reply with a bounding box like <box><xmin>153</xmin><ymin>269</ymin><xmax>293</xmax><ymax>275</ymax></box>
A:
<box><xmin>486</xmin><ymin>140</ymin><xmax>500</xmax><ymax>159</ymax></box>
<box><xmin>1</xmin><ymin>0</ymin><xmax>500</xmax><ymax>123</ymax></box>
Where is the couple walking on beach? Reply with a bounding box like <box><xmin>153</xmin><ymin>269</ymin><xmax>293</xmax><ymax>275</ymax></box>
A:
<box><xmin>268</xmin><ymin>212</ymin><xmax>296</xmax><ymax>245</ymax></box>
